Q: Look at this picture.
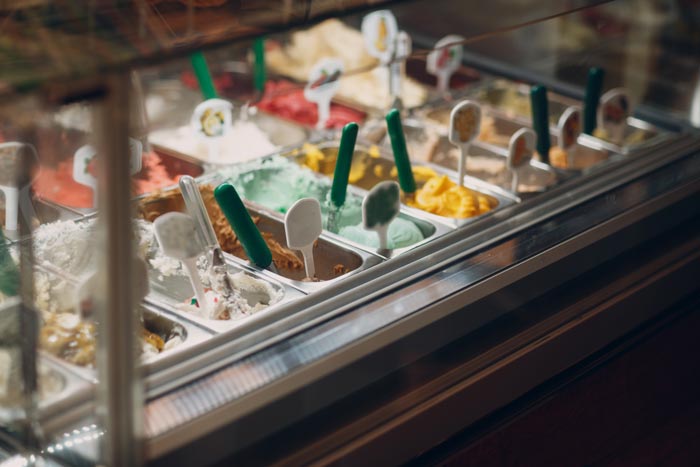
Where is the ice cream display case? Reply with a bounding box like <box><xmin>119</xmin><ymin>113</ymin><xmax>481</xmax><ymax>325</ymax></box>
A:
<box><xmin>1</xmin><ymin>0</ymin><xmax>699</xmax><ymax>466</ymax></box>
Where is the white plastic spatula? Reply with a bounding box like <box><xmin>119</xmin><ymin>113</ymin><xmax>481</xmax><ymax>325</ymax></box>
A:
<box><xmin>285</xmin><ymin>198</ymin><xmax>322</xmax><ymax>280</ymax></box>
<box><xmin>426</xmin><ymin>35</ymin><xmax>464</xmax><ymax>96</ymax></box>
<box><xmin>557</xmin><ymin>106</ymin><xmax>582</xmax><ymax>168</ymax></box>
<box><xmin>507</xmin><ymin>128</ymin><xmax>536</xmax><ymax>193</ymax></box>
<box><xmin>72</xmin><ymin>138</ymin><xmax>143</xmax><ymax>208</ymax></box>
<box><xmin>363</xmin><ymin>181</ymin><xmax>400</xmax><ymax>251</ymax></box>
<box><xmin>154</xmin><ymin>212</ymin><xmax>208</xmax><ymax>314</ymax></box>
<box><xmin>304</xmin><ymin>58</ymin><xmax>344</xmax><ymax>130</ymax></box>
<box><xmin>448</xmin><ymin>100</ymin><xmax>481</xmax><ymax>187</ymax></box>
<box><xmin>598</xmin><ymin>88</ymin><xmax>631</xmax><ymax>145</ymax></box>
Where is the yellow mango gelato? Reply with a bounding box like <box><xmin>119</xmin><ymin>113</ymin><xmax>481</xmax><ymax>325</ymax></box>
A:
<box><xmin>408</xmin><ymin>175</ymin><xmax>492</xmax><ymax>219</ymax></box>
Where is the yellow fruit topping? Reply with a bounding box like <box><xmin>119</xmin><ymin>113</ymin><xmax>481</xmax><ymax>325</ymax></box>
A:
<box><xmin>408</xmin><ymin>175</ymin><xmax>492</xmax><ymax>219</ymax></box>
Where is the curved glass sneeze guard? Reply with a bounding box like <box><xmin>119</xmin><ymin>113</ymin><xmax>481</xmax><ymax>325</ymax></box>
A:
<box><xmin>0</xmin><ymin>0</ymin><xmax>611</xmax><ymax>98</ymax></box>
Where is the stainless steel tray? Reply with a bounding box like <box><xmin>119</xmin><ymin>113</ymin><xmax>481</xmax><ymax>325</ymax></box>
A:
<box><xmin>291</xmin><ymin>134</ymin><xmax>519</xmax><ymax>228</ymax></box>
<box><xmin>215</xmin><ymin>153</ymin><xmax>454</xmax><ymax>259</ymax></box>
<box><xmin>429</xmin><ymin>137</ymin><xmax>560</xmax><ymax>196</ymax></box>
<box><xmin>149</xmin><ymin>111</ymin><xmax>308</xmax><ymax>168</ymax></box>
<box><xmin>222</xmin><ymin>206</ymin><xmax>384</xmax><ymax>294</ymax></box>
<box><xmin>467</xmin><ymin>78</ymin><xmax>578</xmax><ymax>126</ymax></box>
<box><xmin>0</xmin><ymin>351</ymin><xmax>91</xmax><ymax>425</ymax></box>
<box><xmin>134</xmin><ymin>180</ymin><xmax>381</xmax><ymax>293</ymax></box>
<box><xmin>579</xmin><ymin>116</ymin><xmax>675</xmax><ymax>155</ymax></box>
<box><xmin>475</xmin><ymin>112</ymin><xmax>616</xmax><ymax>174</ymax></box>
<box><xmin>467</xmin><ymin>78</ymin><xmax>673</xmax><ymax>156</ymax></box>
<box><xmin>146</xmin><ymin>255</ymin><xmax>305</xmax><ymax>335</ymax></box>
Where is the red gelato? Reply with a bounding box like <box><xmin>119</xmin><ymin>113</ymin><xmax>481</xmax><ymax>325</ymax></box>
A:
<box><xmin>35</xmin><ymin>151</ymin><xmax>186</xmax><ymax>209</ymax></box>
<box><xmin>256</xmin><ymin>80</ymin><xmax>365</xmax><ymax>129</ymax></box>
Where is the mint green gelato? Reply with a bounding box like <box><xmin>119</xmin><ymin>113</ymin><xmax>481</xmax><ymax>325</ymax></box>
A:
<box><xmin>219</xmin><ymin>156</ymin><xmax>426</xmax><ymax>250</ymax></box>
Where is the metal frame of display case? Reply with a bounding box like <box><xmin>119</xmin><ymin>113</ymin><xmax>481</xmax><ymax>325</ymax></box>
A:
<box><xmin>1</xmin><ymin>1</ymin><xmax>698</xmax><ymax>465</ymax></box>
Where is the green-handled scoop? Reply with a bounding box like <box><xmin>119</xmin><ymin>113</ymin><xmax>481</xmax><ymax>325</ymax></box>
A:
<box><xmin>214</xmin><ymin>182</ymin><xmax>273</xmax><ymax>270</ymax></box>
<box><xmin>583</xmin><ymin>67</ymin><xmax>605</xmax><ymax>135</ymax></box>
<box><xmin>330</xmin><ymin>122</ymin><xmax>359</xmax><ymax>209</ymax></box>
<box><xmin>328</xmin><ymin>122</ymin><xmax>359</xmax><ymax>232</ymax></box>
<box><xmin>253</xmin><ymin>38</ymin><xmax>267</xmax><ymax>93</ymax></box>
<box><xmin>190</xmin><ymin>51</ymin><xmax>217</xmax><ymax>100</ymax></box>
<box><xmin>530</xmin><ymin>85</ymin><xmax>550</xmax><ymax>164</ymax></box>
<box><xmin>386</xmin><ymin>109</ymin><xmax>416</xmax><ymax>197</ymax></box>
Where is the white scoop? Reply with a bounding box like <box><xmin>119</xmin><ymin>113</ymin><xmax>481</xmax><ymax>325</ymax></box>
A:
<box><xmin>154</xmin><ymin>212</ymin><xmax>208</xmax><ymax>314</ymax></box>
<box><xmin>285</xmin><ymin>198</ymin><xmax>322</xmax><ymax>280</ymax></box>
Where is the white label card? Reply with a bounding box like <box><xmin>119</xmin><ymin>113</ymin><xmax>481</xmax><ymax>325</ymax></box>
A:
<box><xmin>72</xmin><ymin>137</ymin><xmax>143</xmax><ymax>207</ymax></box>
<box><xmin>191</xmin><ymin>98</ymin><xmax>233</xmax><ymax>139</ymax></box>
<box><xmin>304</xmin><ymin>58</ymin><xmax>344</xmax><ymax>129</ymax></box>
<box><xmin>449</xmin><ymin>100</ymin><xmax>481</xmax><ymax>145</ymax></box>
<box><xmin>507</xmin><ymin>128</ymin><xmax>535</xmax><ymax>170</ymax></box>
<box><xmin>427</xmin><ymin>35</ymin><xmax>464</xmax><ymax>93</ymax></box>
<box><xmin>361</xmin><ymin>10</ymin><xmax>398</xmax><ymax>64</ymax></box>
<box><xmin>598</xmin><ymin>88</ymin><xmax>631</xmax><ymax>143</ymax></box>
<box><xmin>558</xmin><ymin>106</ymin><xmax>582</xmax><ymax>150</ymax></box>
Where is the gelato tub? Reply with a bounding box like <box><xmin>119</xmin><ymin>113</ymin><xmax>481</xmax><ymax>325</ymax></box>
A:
<box><xmin>255</xmin><ymin>79</ymin><xmax>367</xmax><ymax>129</ymax></box>
<box><xmin>428</xmin><ymin>138</ymin><xmax>559</xmax><ymax>195</ymax></box>
<box><xmin>470</xmin><ymin>79</ymin><xmax>577</xmax><ymax>126</ymax></box>
<box><xmin>265</xmin><ymin>19</ymin><xmax>429</xmax><ymax>112</ymax></box>
<box><xmin>287</xmin><ymin>142</ymin><xmax>440</xmax><ymax>192</ymax></box>
<box><xmin>586</xmin><ymin>116</ymin><xmax>667</xmax><ymax>154</ymax></box>
<box><xmin>34</xmin><ymin>149</ymin><xmax>204</xmax><ymax>211</ymax></box>
<box><xmin>149</xmin><ymin>111</ymin><xmax>307</xmax><ymax>165</ymax></box>
<box><xmin>136</xmin><ymin>183</ymin><xmax>367</xmax><ymax>284</ymax></box>
<box><xmin>474</xmin><ymin>113</ymin><xmax>612</xmax><ymax>172</ymax></box>
<box><xmin>0</xmin><ymin>349</ymin><xmax>90</xmax><ymax>425</ymax></box>
<box><xmin>219</xmin><ymin>156</ymin><xmax>441</xmax><ymax>254</ymax></box>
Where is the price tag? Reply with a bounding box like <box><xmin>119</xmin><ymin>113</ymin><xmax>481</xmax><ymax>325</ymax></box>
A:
<box><xmin>426</xmin><ymin>35</ymin><xmax>464</xmax><ymax>94</ymax></box>
<box><xmin>72</xmin><ymin>137</ymin><xmax>143</xmax><ymax>207</ymax></box>
<box><xmin>361</xmin><ymin>10</ymin><xmax>398</xmax><ymax>65</ymax></box>
<box><xmin>507</xmin><ymin>128</ymin><xmax>535</xmax><ymax>193</ymax></box>
<box><xmin>304</xmin><ymin>58</ymin><xmax>344</xmax><ymax>130</ymax></box>
<box><xmin>558</xmin><ymin>106</ymin><xmax>582</xmax><ymax>150</ymax></box>
<box><xmin>598</xmin><ymin>88</ymin><xmax>630</xmax><ymax>144</ymax></box>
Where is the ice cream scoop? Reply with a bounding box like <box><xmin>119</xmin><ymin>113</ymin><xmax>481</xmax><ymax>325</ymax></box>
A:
<box><xmin>214</xmin><ymin>182</ymin><xmax>274</xmax><ymax>271</ymax></box>
<box><xmin>179</xmin><ymin>175</ymin><xmax>237</xmax><ymax>298</ymax></box>
<box><xmin>530</xmin><ymin>85</ymin><xmax>550</xmax><ymax>165</ymax></box>
<box><xmin>386</xmin><ymin>109</ymin><xmax>416</xmax><ymax>198</ymax></box>
<box><xmin>154</xmin><ymin>212</ymin><xmax>209</xmax><ymax>316</ymax></box>
<box><xmin>596</xmin><ymin>88</ymin><xmax>630</xmax><ymax>145</ymax></box>
<box><xmin>557</xmin><ymin>106</ymin><xmax>582</xmax><ymax>168</ymax></box>
<box><xmin>328</xmin><ymin>122</ymin><xmax>359</xmax><ymax>231</ymax></box>
<box><xmin>583</xmin><ymin>67</ymin><xmax>605</xmax><ymax>135</ymax></box>
<box><xmin>285</xmin><ymin>198</ymin><xmax>322</xmax><ymax>280</ymax></box>
<box><xmin>362</xmin><ymin>181</ymin><xmax>400</xmax><ymax>251</ymax></box>
<box><xmin>507</xmin><ymin>128</ymin><xmax>536</xmax><ymax>193</ymax></box>
<box><xmin>448</xmin><ymin>101</ymin><xmax>481</xmax><ymax>187</ymax></box>
<box><xmin>190</xmin><ymin>51</ymin><xmax>218</xmax><ymax>100</ymax></box>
